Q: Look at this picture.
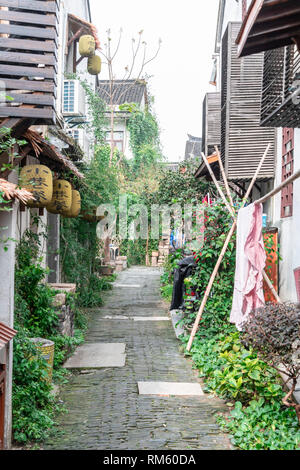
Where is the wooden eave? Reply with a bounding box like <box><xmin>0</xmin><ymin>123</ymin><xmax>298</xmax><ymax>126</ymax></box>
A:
<box><xmin>236</xmin><ymin>0</ymin><xmax>300</xmax><ymax>57</ymax></box>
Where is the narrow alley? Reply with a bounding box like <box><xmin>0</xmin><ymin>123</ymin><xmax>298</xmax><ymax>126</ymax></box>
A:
<box><xmin>44</xmin><ymin>267</ymin><xmax>230</xmax><ymax>451</ymax></box>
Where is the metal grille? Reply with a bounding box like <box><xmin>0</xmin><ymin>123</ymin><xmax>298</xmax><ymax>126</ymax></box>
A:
<box><xmin>261</xmin><ymin>45</ymin><xmax>300</xmax><ymax>128</ymax></box>
<box><xmin>221</xmin><ymin>22</ymin><xmax>276</xmax><ymax>181</ymax></box>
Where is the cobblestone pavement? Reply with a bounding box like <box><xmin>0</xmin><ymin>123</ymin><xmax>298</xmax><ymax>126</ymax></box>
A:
<box><xmin>45</xmin><ymin>267</ymin><xmax>231</xmax><ymax>450</ymax></box>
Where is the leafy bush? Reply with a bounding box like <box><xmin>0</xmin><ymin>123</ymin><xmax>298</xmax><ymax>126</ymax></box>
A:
<box><xmin>188</xmin><ymin>332</ymin><xmax>283</xmax><ymax>403</ymax></box>
<box><xmin>12</xmin><ymin>325</ymin><xmax>58</xmax><ymax>444</ymax></box>
<box><xmin>242</xmin><ymin>303</ymin><xmax>300</xmax><ymax>423</ymax></box>
<box><xmin>15</xmin><ymin>230</ymin><xmax>58</xmax><ymax>337</ymax></box>
<box><xmin>218</xmin><ymin>399</ymin><xmax>300</xmax><ymax>450</ymax></box>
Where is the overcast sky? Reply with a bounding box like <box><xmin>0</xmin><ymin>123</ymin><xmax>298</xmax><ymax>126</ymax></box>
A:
<box><xmin>91</xmin><ymin>0</ymin><xmax>219</xmax><ymax>162</ymax></box>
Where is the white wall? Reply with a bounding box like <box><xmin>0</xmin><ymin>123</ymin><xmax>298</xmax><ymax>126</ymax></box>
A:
<box><xmin>269</xmin><ymin>129</ymin><xmax>300</xmax><ymax>302</ymax></box>
<box><xmin>57</xmin><ymin>0</ymin><xmax>96</xmax><ymax>162</ymax></box>
<box><xmin>0</xmin><ymin>198</ymin><xmax>18</xmax><ymax>449</ymax></box>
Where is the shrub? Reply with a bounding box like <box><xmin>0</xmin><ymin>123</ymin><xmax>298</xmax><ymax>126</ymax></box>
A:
<box><xmin>242</xmin><ymin>303</ymin><xmax>300</xmax><ymax>423</ymax></box>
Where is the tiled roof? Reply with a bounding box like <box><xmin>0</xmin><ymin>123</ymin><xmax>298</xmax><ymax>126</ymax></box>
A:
<box><xmin>23</xmin><ymin>129</ymin><xmax>84</xmax><ymax>179</ymax></box>
<box><xmin>0</xmin><ymin>322</ymin><xmax>17</xmax><ymax>349</ymax></box>
<box><xmin>98</xmin><ymin>80</ymin><xmax>147</xmax><ymax>105</ymax></box>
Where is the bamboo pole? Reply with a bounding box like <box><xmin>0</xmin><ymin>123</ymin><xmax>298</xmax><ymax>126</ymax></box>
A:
<box><xmin>214</xmin><ymin>146</ymin><xmax>234</xmax><ymax>210</ymax></box>
<box><xmin>186</xmin><ymin>144</ymin><xmax>271</xmax><ymax>352</ymax></box>
<box><xmin>262</xmin><ymin>270</ymin><xmax>282</xmax><ymax>304</ymax></box>
<box><xmin>208</xmin><ymin>150</ymin><xmax>282</xmax><ymax>304</ymax></box>
<box><xmin>201</xmin><ymin>152</ymin><xmax>235</xmax><ymax>218</ymax></box>
<box><xmin>255</xmin><ymin>169</ymin><xmax>300</xmax><ymax>205</ymax></box>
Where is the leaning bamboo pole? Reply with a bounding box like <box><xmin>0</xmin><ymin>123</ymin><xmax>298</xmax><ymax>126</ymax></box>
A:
<box><xmin>207</xmin><ymin>150</ymin><xmax>282</xmax><ymax>304</ymax></box>
<box><xmin>186</xmin><ymin>144</ymin><xmax>271</xmax><ymax>352</ymax></box>
<box><xmin>214</xmin><ymin>146</ymin><xmax>234</xmax><ymax>210</ymax></box>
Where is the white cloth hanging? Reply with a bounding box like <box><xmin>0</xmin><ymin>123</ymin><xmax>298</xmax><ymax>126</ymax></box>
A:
<box><xmin>230</xmin><ymin>203</ymin><xmax>266</xmax><ymax>330</ymax></box>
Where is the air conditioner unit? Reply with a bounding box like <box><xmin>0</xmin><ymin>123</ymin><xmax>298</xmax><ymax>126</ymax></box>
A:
<box><xmin>63</xmin><ymin>80</ymin><xmax>86</xmax><ymax>116</ymax></box>
<box><xmin>66</xmin><ymin>128</ymin><xmax>91</xmax><ymax>159</ymax></box>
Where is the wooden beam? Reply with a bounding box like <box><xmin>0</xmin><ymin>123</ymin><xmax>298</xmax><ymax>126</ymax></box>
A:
<box><xmin>0</xmin><ymin>10</ymin><xmax>57</xmax><ymax>28</ymax></box>
<box><xmin>0</xmin><ymin>24</ymin><xmax>57</xmax><ymax>42</ymax></box>
<box><xmin>0</xmin><ymin>107</ymin><xmax>54</xmax><ymax>120</ymax></box>
<box><xmin>67</xmin><ymin>27</ymin><xmax>84</xmax><ymax>48</ymax></box>
<box><xmin>0</xmin><ymin>51</ymin><xmax>56</xmax><ymax>67</ymax></box>
<box><xmin>0</xmin><ymin>37</ymin><xmax>56</xmax><ymax>54</ymax></box>
<box><xmin>4</xmin><ymin>79</ymin><xmax>55</xmax><ymax>94</ymax></box>
<box><xmin>0</xmin><ymin>64</ymin><xmax>56</xmax><ymax>81</ymax></box>
<box><xmin>6</xmin><ymin>93</ymin><xmax>55</xmax><ymax>107</ymax></box>
<box><xmin>0</xmin><ymin>0</ymin><xmax>58</xmax><ymax>14</ymax></box>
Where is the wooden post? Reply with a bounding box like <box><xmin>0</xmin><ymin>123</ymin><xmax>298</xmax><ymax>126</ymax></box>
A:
<box><xmin>186</xmin><ymin>144</ymin><xmax>271</xmax><ymax>352</ymax></box>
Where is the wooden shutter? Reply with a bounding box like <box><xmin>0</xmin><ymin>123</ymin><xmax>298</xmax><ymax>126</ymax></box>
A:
<box><xmin>202</xmin><ymin>92</ymin><xmax>221</xmax><ymax>156</ymax></box>
<box><xmin>221</xmin><ymin>22</ymin><xmax>276</xmax><ymax>181</ymax></box>
<box><xmin>294</xmin><ymin>268</ymin><xmax>300</xmax><ymax>303</ymax></box>
<box><xmin>0</xmin><ymin>0</ymin><xmax>59</xmax><ymax>124</ymax></box>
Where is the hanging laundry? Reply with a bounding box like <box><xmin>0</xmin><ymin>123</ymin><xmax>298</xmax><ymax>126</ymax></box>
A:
<box><xmin>230</xmin><ymin>203</ymin><xmax>266</xmax><ymax>331</ymax></box>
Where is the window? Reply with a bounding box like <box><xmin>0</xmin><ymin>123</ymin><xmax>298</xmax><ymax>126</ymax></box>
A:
<box><xmin>281</xmin><ymin>128</ymin><xmax>294</xmax><ymax>218</ymax></box>
<box><xmin>63</xmin><ymin>80</ymin><xmax>75</xmax><ymax>114</ymax></box>
<box><xmin>105</xmin><ymin>131</ymin><xmax>124</xmax><ymax>152</ymax></box>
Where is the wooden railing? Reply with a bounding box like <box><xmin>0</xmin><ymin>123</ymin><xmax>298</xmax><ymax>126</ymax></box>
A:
<box><xmin>0</xmin><ymin>0</ymin><xmax>59</xmax><ymax>124</ymax></box>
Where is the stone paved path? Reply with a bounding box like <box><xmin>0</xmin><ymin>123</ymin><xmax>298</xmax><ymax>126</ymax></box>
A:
<box><xmin>45</xmin><ymin>267</ymin><xmax>231</xmax><ymax>450</ymax></box>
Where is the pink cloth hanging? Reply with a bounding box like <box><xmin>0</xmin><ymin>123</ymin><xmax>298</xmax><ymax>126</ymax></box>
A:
<box><xmin>230</xmin><ymin>203</ymin><xmax>266</xmax><ymax>330</ymax></box>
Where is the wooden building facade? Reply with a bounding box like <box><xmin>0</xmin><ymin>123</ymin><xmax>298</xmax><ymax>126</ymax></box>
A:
<box><xmin>202</xmin><ymin>92</ymin><xmax>221</xmax><ymax>157</ymax></box>
<box><xmin>221</xmin><ymin>22</ymin><xmax>276</xmax><ymax>181</ymax></box>
<box><xmin>0</xmin><ymin>0</ymin><xmax>59</xmax><ymax>124</ymax></box>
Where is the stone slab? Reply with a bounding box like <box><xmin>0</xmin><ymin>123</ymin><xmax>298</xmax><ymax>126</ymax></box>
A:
<box><xmin>138</xmin><ymin>382</ymin><xmax>204</xmax><ymax>396</ymax></box>
<box><xmin>114</xmin><ymin>284</ymin><xmax>142</xmax><ymax>288</ymax></box>
<box><xmin>133</xmin><ymin>317</ymin><xmax>170</xmax><ymax>322</ymax></box>
<box><xmin>64</xmin><ymin>343</ymin><xmax>126</xmax><ymax>369</ymax></box>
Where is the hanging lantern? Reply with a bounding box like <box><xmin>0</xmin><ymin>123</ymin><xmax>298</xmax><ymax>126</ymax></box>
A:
<box><xmin>46</xmin><ymin>180</ymin><xmax>72</xmax><ymax>215</ymax></box>
<box><xmin>88</xmin><ymin>54</ymin><xmax>101</xmax><ymax>75</ymax></box>
<box><xmin>20</xmin><ymin>165</ymin><xmax>53</xmax><ymax>208</ymax></box>
<box><xmin>79</xmin><ymin>35</ymin><xmax>96</xmax><ymax>57</ymax></box>
<box><xmin>63</xmin><ymin>190</ymin><xmax>81</xmax><ymax>218</ymax></box>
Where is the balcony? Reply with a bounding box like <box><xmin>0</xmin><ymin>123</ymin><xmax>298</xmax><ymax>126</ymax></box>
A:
<box><xmin>0</xmin><ymin>0</ymin><xmax>59</xmax><ymax>125</ymax></box>
<box><xmin>261</xmin><ymin>45</ymin><xmax>300</xmax><ymax>128</ymax></box>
